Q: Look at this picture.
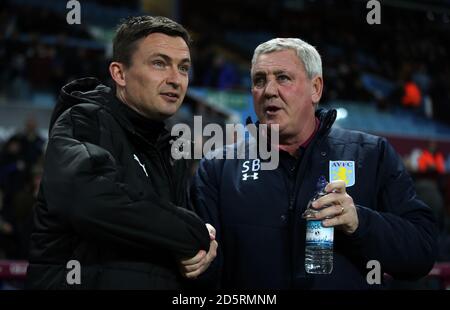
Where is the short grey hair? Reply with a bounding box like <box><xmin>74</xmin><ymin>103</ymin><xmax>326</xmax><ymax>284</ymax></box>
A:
<box><xmin>251</xmin><ymin>38</ymin><xmax>322</xmax><ymax>80</ymax></box>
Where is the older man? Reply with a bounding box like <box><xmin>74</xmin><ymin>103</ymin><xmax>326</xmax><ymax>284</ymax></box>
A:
<box><xmin>191</xmin><ymin>38</ymin><xmax>437</xmax><ymax>289</ymax></box>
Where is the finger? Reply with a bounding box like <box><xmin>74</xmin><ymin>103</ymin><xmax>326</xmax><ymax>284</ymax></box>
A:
<box><xmin>184</xmin><ymin>241</ymin><xmax>218</xmax><ymax>276</ymax></box>
<box><xmin>322</xmin><ymin>213</ymin><xmax>346</xmax><ymax>228</ymax></box>
<box><xmin>325</xmin><ymin>180</ymin><xmax>347</xmax><ymax>193</ymax></box>
<box><xmin>184</xmin><ymin>252</ymin><xmax>215</xmax><ymax>279</ymax></box>
<box><xmin>208</xmin><ymin>240</ymin><xmax>218</xmax><ymax>259</ymax></box>
<box><xmin>312</xmin><ymin>192</ymin><xmax>344</xmax><ymax>209</ymax></box>
<box><xmin>206</xmin><ymin>223</ymin><xmax>216</xmax><ymax>239</ymax></box>
<box><xmin>314</xmin><ymin>204</ymin><xmax>345</xmax><ymax>220</ymax></box>
<box><xmin>182</xmin><ymin>257</ymin><xmax>207</xmax><ymax>273</ymax></box>
<box><xmin>184</xmin><ymin>267</ymin><xmax>205</xmax><ymax>279</ymax></box>
<box><xmin>180</xmin><ymin>250</ymin><xmax>206</xmax><ymax>265</ymax></box>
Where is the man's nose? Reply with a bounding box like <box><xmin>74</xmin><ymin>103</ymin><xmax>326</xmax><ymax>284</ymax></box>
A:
<box><xmin>264</xmin><ymin>79</ymin><xmax>278</xmax><ymax>99</ymax></box>
<box><xmin>166</xmin><ymin>66</ymin><xmax>181</xmax><ymax>89</ymax></box>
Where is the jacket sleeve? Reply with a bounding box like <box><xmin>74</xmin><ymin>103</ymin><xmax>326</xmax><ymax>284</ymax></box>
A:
<box><xmin>42</xmin><ymin>106</ymin><xmax>210</xmax><ymax>259</ymax></box>
<box><xmin>189</xmin><ymin>157</ymin><xmax>223</xmax><ymax>288</ymax></box>
<box><xmin>344</xmin><ymin>139</ymin><xmax>437</xmax><ymax>280</ymax></box>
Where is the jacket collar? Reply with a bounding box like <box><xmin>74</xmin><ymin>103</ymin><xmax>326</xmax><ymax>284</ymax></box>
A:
<box><xmin>245</xmin><ymin>108</ymin><xmax>337</xmax><ymax>138</ymax></box>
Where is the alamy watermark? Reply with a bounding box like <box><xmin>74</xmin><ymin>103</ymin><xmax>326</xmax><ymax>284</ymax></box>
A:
<box><xmin>171</xmin><ymin>116</ymin><xmax>279</xmax><ymax>170</ymax></box>
<box><xmin>366</xmin><ymin>0</ymin><xmax>381</xmax><ymax>25</ymax></box>
<box><xmin>66</xmin><ymin>259</ymin><xmax>81</xmax><ymax>285</ymax></box>
<box><xmin>366</xmin><ymin>259</ymin><xmax>382</xmax><ymax>285</ymax></box>
<box><xmin>66</xmin><ymin>0</ymin><xmax>81</xmax><ymax>25</ymax></box>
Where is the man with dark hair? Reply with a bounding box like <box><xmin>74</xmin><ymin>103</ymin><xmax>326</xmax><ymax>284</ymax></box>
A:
<box><xmin>26</xmin><ymin>16</ymin><xmax>217</xmax><ymax>289</ymax></box>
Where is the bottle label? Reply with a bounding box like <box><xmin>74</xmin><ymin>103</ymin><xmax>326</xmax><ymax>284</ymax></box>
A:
<box><xmin>306</xmin><ymin>220</ymin><xmax>334</xmax><ymax>247</ymax></box>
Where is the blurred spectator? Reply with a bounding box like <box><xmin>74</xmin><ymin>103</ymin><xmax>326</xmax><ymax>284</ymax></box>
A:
<box><xmin>402</xmin><ymin>80</ymin><xmax>422</xmax><ymax>109</ymax></box>
<box><xmin>0</xmin><ymin>136</ymin><xmax>27</xmax><ymax>216</ymax></box>
<box><xmin>15</xmin><ymin>117</ymin><xmax>45</xmax><ymax>168</ymax></box>
<box><xmin>11</xmin><ymin>161</ymin><xmax>42</xmax><ymax>259</ymax></box>
<box><xmin>0</xmin><ymin>213</ymin><xmax>15</xmax><ymax>259</ymax></box>
<box><xmin>418</xmin><ymin>142</ymin><xmax>446</xmax><ymax>174</ymax></box>
<box><xmin>415</xmin><ymin>177</ymin><xmax>445</xmax><ymax>232</ymax></box>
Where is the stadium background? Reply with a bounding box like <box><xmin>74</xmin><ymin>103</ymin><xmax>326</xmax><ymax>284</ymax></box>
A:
<box><xmin>1</xmin><ymin>0</ymin><xmax>450</xmax><ymax>289</ymax></box>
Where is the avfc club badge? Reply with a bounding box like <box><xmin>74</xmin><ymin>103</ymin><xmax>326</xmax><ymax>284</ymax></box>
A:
<box><xmin>329</xmin><ymin>161</ymin><xmax>355</xmax><ymax>187</ymax></box>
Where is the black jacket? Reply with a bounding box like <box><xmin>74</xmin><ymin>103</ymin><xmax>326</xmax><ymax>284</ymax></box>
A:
<box><xmin>191</xmin><ymin>109</ymin><xmax>437</xmax><ymax>289</ymax></box>
<box><xmin>26</xmin><ymin>78</ymin><xmax>210</xmax><ymax>289</ymax></box>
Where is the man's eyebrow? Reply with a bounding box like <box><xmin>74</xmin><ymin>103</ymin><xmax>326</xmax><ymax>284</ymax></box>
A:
<box><xmin>273</xmin><ymin>69</ymin><xmax>288</xmax><ymax>75</ymax></box>
<box><xmin>252</xmin><ymin>69</ymin><xmax>288</xmax><ymax>77</ymax></box>
<box><xmin>252</xmin><ymin>71</ymin><xmax>266</xmax><ymax>77</ymax></box>
<box><xmin>148</xmin><ymin>53</ymin><xmax>191</xmax><ymax>64</ymax></box>
<box><xmin>179</xmin><ymin>58</ymin><xmax>191</xmax><ymax>65</ymax></box>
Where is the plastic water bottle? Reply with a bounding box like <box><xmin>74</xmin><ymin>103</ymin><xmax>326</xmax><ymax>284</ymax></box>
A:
<box><xmin>302</xmin><ymin>175</ymin><xmax>334</xmax><ymax>274</ymax></box>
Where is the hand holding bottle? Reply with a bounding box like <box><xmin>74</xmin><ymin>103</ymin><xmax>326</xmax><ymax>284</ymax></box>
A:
<box><xmin>310</xmin><ymin>179</ymin><xmax>359</xmax><ymax>235</ymax></box>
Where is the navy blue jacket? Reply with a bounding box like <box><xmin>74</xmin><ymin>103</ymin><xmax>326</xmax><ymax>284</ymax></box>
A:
<box><xmin>191</xmin><ymin>109</ymin><xmax>437</xmax><ymax>289</ymax></box>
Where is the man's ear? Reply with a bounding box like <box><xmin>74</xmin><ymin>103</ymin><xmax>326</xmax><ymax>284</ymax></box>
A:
<box><xmin>311</xmin><ymin>75</ymin><xmax>323</xmax><ymax>105</ymax></box>
<box><xmin>109</xmin><ymin>62</ymin><xmax>126</xmax><ymax>87</ymax></box>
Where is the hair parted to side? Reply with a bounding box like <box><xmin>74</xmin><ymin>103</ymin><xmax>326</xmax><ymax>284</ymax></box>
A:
<box><xmin>251</xmin><ymin>38</ymin><xmax>322</xmax><ymax>80</ymax></box>
<box><xmin>112</xmin><ymin>15</ymin><xmax>191</xmax><ymax>67</ymax></box>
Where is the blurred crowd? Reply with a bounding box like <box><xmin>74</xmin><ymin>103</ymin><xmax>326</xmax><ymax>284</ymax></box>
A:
<box><xmin>1</xmin><ymin>1</ymin><xmax>449</xmax><ymax>125</ymax></box>
<box><xmin>0</xmin><ymin>2</ymin><xmax>108</xmax><ymax>103</ymax></box>
<box><xmin>182</xmin><ymin>1</ymin><xmax>450</xmax><ymax>124</ymax></box>
<box><xmin>0</xmin><ymin>117</ymin><xmax>44</xmax><ymax>260</ymax></box>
